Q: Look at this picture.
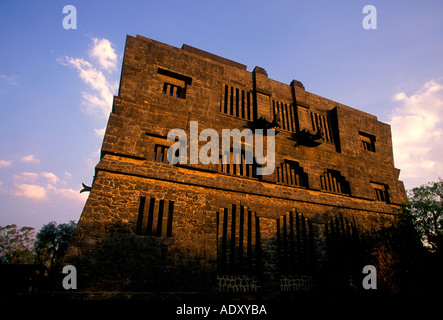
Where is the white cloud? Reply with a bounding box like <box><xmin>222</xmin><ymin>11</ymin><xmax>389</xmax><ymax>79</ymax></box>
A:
<box><xmin>389</xmin><ymin>79</ymin><xmax>443</xmax><ymax>187</ymax></box>
<box><xmin>86</xmin><ymin>147</ymin><xmax>101</xmax><ymax>170</ymax></box>
<box><xmin>0</xmin><ymin>74</ymin><xmax>19</xmax><ymax>85</ymax></box>
<box><xmin>12</xmin><ymin>172</ymin><xmax>50</xmax><ymax>201</ymax></box>
<box><xmin>60</xmin><ymin>37</ymin><xmax>119</xmax><ymax>119</ymax></box>
<box><xmin>10</xmin><ymin>171</ymin><xmax>86</xmax><ymax>203</ymax></box>
<box><xmin>46</xmin><ymin>184</ymin><xmax>88</xmax><ymax>202</ymax></box>
<box><xmin>64</xmin><ymin>56</ymin><xmax>116</xmax><ymax>118</ymax></box>
<box><xmin>14</xmin><ymin>172</ymin><xmax>39</xmax><ymax>183</ymax></box>
<box><xmin>12</xmin><ymin>183</ymin><xmax>48</xmax><ymax>201</ymax></box>
<box><xmin>41</xmin><ymin>172</ymin><xmax>59</xmax><ymax>185</ymax></box>
<box><xmin>0</xmin><ymin>160</ymin><xmax>12</xmax><ymax>168</ymax></box>
<box><xmin>20</xmin><ymin>154</ymin><xmax>40</xmax><ymax>164</ymax></box>
<box><xmin>90</xmin><ymin>38</ymin><xmax>118</xmax><ymax>71</ymax></box>
<box><xmin>94</xmin><ymin>128</ymin><xmax>106</xmax><ymax>137</ymax></box>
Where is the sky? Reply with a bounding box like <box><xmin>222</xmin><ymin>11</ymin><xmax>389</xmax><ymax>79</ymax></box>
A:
<box><xmin>1</xmin><ymin>0</ymin><xmax>443</xmax><ymax>231</ymax></box>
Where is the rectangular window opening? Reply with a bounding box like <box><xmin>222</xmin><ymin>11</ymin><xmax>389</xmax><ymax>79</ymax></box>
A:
<box><xmin>359</xmin><ymin>131</ymin><xmax>376</xmax><ymax>152</ymax></box>
<box><xmin>157</xmin><ymin>68</ymin><xmax>191</xmax><ymax>99</ymax></box>
<box><xmin>153</xmin><ymin>144</ymin><xmax>170</xmax><ymax>164</ymax></box>
<box><xmin>371</xmin><ymin>182</ymin><xmax>390</xmax><ymax>203</ymax></box>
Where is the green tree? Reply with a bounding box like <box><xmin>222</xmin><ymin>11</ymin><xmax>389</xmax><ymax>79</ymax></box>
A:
<box><xmin>0</xmin><ymin>224</ymin><xmax>35</xmax><ymax>264</ymax></box>
<box><xmin>408</xmin><ymin>178</ymin><xmax>443</xmax><ymax>254</ymax></box>
<box><xmin>34</xmin><ymin>221</ymin><xmax>76</xmax><ymax>271</ymax></box>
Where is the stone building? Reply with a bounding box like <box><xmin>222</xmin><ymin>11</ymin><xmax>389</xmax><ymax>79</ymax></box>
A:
<box><xmin>64</xmin><ymin>35</ymin><xmax>407</xmax><ymax>297</ymax></box>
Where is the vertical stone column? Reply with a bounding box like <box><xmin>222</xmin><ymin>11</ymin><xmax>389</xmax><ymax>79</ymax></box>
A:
<box><xmin>290</xmin><ymin>79</ymin><xmax>311</xmax><ymax>133</ymax></box>
<box><xmin>258</xmin><ymin>217</ymin><xmax>280</xmax><ymax>298</ymax></box>
<box><xmin>252</xmin><ymin>66</ymin><xmax>272</xmax><ymax>121</ymax></box>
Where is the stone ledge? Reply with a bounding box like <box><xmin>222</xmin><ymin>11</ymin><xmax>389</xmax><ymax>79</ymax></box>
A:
<box><xmin>95</xmin><ymin>154</ymin><xmax>400</xmax><ymax>215</ymax></box>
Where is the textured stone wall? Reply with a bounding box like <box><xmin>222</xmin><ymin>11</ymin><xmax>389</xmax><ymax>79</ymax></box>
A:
<box><xmin>217</xmin><ymin>275</ymin><xmax>261</xmax><ymax>293</ymax></box>
<box><xmin>280</xmin><ymin>275</ymin><xmax>316</xmax><ymax>292</ymax></box>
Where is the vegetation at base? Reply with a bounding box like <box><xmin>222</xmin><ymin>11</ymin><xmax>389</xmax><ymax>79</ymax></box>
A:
<box><xmin>1</xmin><ymin>220</ymin><xmax>76</xmax><ymax>291</ymax></box>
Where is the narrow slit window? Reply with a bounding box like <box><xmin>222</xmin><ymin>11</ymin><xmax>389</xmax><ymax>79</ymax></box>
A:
<box><xmin>218</xmin><ymin>148</ymin><xmax>257</xmax><ymax>178</ymax></box>
<box><xmin>320</xmin><ymin>169</ymin><xmax>350</xmax><ymax>195</ymax></box>
<box><xmin>309</xmin><ymin>111</ymin><xmax>334</xmax><ymax>144</ymax></box>
<box><xmin>221</xmin><ymin>85</ymin><xmax>252</xmax><ymax>121</ymax></box>
<box><xmin>136</xmin><ymin>197</ymin><xmax>175</xmax><ymax>237</ymax></box>
<box><xmin>136</xmin><ymin>196</ymin><xmax>146</xmax><ymax>234</ymax></box>
<box><xmin>217</xmin><ymin>204</ymin><xmax>259</xmax><ymax>275</ymax></box>
<box><xmin>276</xmin><ymin>160</ymin><xmax>308</xmax><ymax>188</ymax></box>
<box><xmin>166</xmin><ymin>201</ymin><xmax>174</xmax><ymax>237</ymax></box>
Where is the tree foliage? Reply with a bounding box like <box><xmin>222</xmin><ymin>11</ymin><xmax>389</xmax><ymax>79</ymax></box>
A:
<box><xmin>34</xmin><ymin>220</ymin><xmax>76</xmax><ymax>270</ymax></box>
<box><xmin>0</xmin><ymin>224</ymin><xmax>35</xmax><ymax>264</ymax></box>
<box><xmin>1</xmin><ymin>220</ymin><xmax>77</xmax><ymax>269</ymax></box>
<box><xmin>407</xmin><ymin>178</ymin><xmax>443</xmax><ymax>254</ymax></box>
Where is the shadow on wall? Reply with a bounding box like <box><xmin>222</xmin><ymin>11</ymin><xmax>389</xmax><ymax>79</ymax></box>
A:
<box><xmin>58</xmin><ymin>208</ymin><xmax>435</xmax><ymax>299</ymax></box>
<box><xmin>63</xmin><ymin>218</ymin><xmax>218</xmax><ymax>293</ymax></box>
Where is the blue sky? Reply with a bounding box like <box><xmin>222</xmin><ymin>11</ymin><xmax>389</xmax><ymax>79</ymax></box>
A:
<box><xmin>1</xmin><ymin>0</ymin><xmax>443</xmax><ymax>231</ymax></box>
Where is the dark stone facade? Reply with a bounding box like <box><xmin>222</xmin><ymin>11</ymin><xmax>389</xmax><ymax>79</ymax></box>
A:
<box><xmin>64</xmin><ymin>35</ymin><xmax>407</xmax><ymax>297</ymax></box>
